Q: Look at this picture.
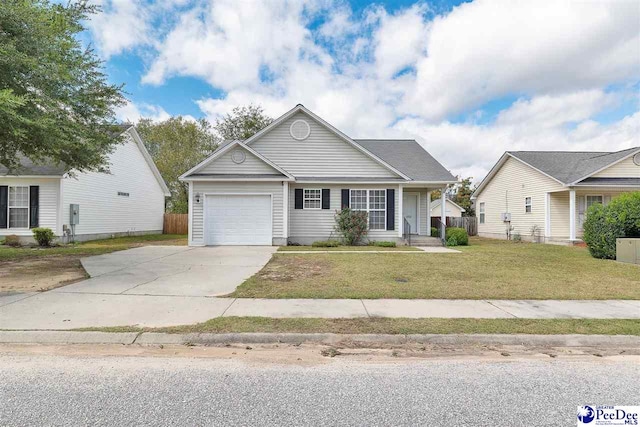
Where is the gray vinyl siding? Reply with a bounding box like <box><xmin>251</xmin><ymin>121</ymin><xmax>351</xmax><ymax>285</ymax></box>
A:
<box><xmin>199</xmin><ymin>146</ymin><xmax>280</xmax><ymax>175</ymax></box>
<box><xmin>250</xmin><ymin>112</ymin><xmax>399</xmax><ymax>178</ymax></box>
<box><xmin>190</xmin><ymin>181</ymin><xmax>284</xmax><ymax>245</ymax></box>
<box><xmin>289</xmin><ymin>184</ymin><xmax>399</xmax><ymax>242</ymax></box>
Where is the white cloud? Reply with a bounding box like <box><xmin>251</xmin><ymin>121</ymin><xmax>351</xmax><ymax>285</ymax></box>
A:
<box><xmin>115</xmin><ymin>101</ymin><xmax>172</xmax><ymax>123</ymax></box>
<box><xmin>87</xmin><ymin>0</ymin><xmax>152</xmax><ymax>58</ymax></box>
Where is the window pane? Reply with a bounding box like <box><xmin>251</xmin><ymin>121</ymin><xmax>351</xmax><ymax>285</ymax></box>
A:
<box><xmin>369</xmin><ymin>211</ymin><xmax>385</xmax><ymax>230</ymax></box>
<box><xmin>480</xmin><ymin>213</ymin><xmax>485</xmax><ymax>224</ymax></box>
<box><xmin>369</xmin><ymin>190</ymin><xmax>386</xmax><ymax>210</ymax></box>
<box><xmin>304</xmin><ymin>199</ymin><xmax>321</xmax><ymax>209</ymax></box>
<box><xmin>303</xmin><ymin>189</ymin><xmax>321</xmax><ymax>208</ymax></box>
<box><xmin>9</xmin><ymin>208</ymin><xmax>28</xmax><ymax>228</ymax></box>
<box><xmin>9</xmin><ymin>187</ymin><xmax>29</xmax><ymax>207</ymax></box>
<box><xmin>351</xmin><ymin>190</ymin><xmax>367</xmax><ymax>210</ymax></box>
<box><xmin>586</xmin><ymin>196</ymin><xmax>603</xmax><ymax>208</ymax></box>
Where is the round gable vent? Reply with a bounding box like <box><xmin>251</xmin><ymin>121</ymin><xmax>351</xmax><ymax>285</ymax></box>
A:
<box><xmin>290</xmin><ymin>119</ymin><xmax>311</xmax><ymax>140</ymax></box>
<box><xmin>231</xmin><ymin>149</ymin><xmax>246</xmax><ymax>164</ymax></box>
<box><xmin>634</xmin><ymin>152</ymin><xmax>640</xmax><ymax>166</ymax></box>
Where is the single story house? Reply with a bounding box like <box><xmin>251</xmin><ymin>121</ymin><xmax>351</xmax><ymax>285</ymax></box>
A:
<box><xmin>471</xmin><ymin>147</ymin><xmax>640</xmax><ymax>243</ymax></box>
<box><xmin>180</xmin><ymin>104</ymin><xmax>457</xmax><ymax>246</ymax></box>
<box><xmin>0</xmin><ymin>125</ymin><xmax>170</xmax><ymax>243</ymax></box>
<box><xmin>430</xmin><ymin>198</ymin><xmax>465</xmax><ymax>218</ymax></box>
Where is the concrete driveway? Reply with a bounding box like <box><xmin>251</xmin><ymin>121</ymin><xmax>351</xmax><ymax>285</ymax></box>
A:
<box><xmin>0</xmin><ymin>246</ymin><xmax>276</xmax><ymax>330</ymax></box>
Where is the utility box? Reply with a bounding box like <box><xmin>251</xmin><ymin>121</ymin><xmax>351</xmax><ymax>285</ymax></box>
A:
<box><xmin>501</xmin><ymin>212</ymin><xmax>511</xmax><ymax>222</ymax></box>
<box><xmin>616</xmin><ymin>238</ymin><xmax>639</xmax><ymax>265</ymax></box>
<box><xmin>69</xmin><ymin>204</ymin><xmax>80</xmax><ymax>225</ymax></box>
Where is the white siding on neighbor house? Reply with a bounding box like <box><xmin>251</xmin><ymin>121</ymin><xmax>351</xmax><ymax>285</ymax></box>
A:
<box><xmin>250</xmin><ymin>112</ymin><xmax>399</xmax><ymax>178</ymax></box>
<box><xmin>190</xmin><ymin>181</ymin><xmax>284</xmax><ymax>245</ymax></box>
<box><xmin>62</xmin><ymin>134</ymin><xmax>165</xmax><ymax>236</ymax></box>
<box><xmin>289</xmin><ymin>184</ymin><xmax>399</xmax><ymax>242</ymax></box>
<box><xmin>475</xmin><ymin>157</ymin><xmax>565</xmax><ymax>240</ymax></box>
<box><xmin>198</xmin><ymin>146</ymin><xmax>282</xmax><ymax>175</ymax></box>
<box><xmin>431</xmin><ymin>200</ymin><xmax>464</xmax><ymax>218</ymax></box>
<box><xmin>591</xmin><ymin>156</ymin><xmax>640</xmax><ymax>178</ymax></box>
<box><xmin>0</xmin><ymin>178</ymin><xmax>60</xmax><ymax>237</ymax></box>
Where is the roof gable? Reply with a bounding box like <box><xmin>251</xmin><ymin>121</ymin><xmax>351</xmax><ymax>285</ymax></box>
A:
<box><xmin>180</xmin><ymin>140</ymin><xmax>294</xmax><ymax>180</ymax></box>
<box><xmin>430</xmin><ymin>198</ymin><xmax>466</xmax><ymax>212</ymax></box>
<box><xmin>245</xmin><ymin>105</ymin><xmax>409</xmax><ymax>179</ymax></box>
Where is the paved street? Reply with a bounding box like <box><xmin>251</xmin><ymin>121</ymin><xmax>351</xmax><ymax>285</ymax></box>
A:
<box><xmin>0</xmin><ymin>348</ymin><xmax>637</xmax><ymax>426</ymax></box>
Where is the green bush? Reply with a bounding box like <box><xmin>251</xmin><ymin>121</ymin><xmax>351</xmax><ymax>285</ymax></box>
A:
<box><xmin>311</xmin><ymin>240</ymin><xmax>341</xmax><ymax>247</ymax></box>
<box><xmin>431</xmin><ymin>227</ymin><xmax>439</xmax><ymax>238</ymax></box>
<box><xmin>334</xmin><ymin>207</ymin><xmax>369</xmax><ymax>246</ymax></box>
<box><xmin>4</xmin><ymin>235</ymin><xmax>21</xmax><ymax>247</ymax></box>
<box><xmin>368</xmin><ymin>241</ymin><xmax>396</xmax><ymax>247</ymax></box>
<box><xmin>445</xmin><ymin>227</ymin><xmax>469</xmax><ymax>246</ymax></box>
<box><xmin>446</xmin><ymin>236</ymin><xmax>458</xmax><ymax>246</ymax></box>
<box><xmin>583</xmin><ymin>192</ymin><xmax>640</xmax><ymax>259</ymax></box>
<box><xmin>32</xmin><ymin>227</ymin><xmax>55</xmax><ymax>247</ymax></box>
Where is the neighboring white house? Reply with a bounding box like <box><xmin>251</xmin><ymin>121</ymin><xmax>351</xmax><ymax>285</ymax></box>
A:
<box><xmin>430</xmin><ymin>198</ymin><xmax>465</xmax><ymax>218</ymax></box>
<box><xmin>0</xmin><ymin>125</ymin><xmax>170</xmax><ymax>243</ymax></box>
<box><xmin>472</xmin><ymin>148</ymin><xmax>640</xmax><ymax>243</ymax></box>
<box><xmin>180</xmin><ymin>104</ymin><xmax>457</xmax><ymax>246</ymax></box>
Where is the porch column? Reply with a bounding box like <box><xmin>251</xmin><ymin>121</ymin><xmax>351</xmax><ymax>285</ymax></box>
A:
<box><xmin>569</xmin><ymin>189</ymin><xmax>576</xmax><ymax>241</ymax></box>
<box><xmin>398</xmin><ymin>185</ymin><xmax>404</xmax><ymax>238</ymax></box>
<box><xmin>544</xmin><ymin>192</ymin><xmax>551</xmax><ymax>240</ymax></box>
<box><xmin>282</xmin><ymin>181</ymin><xmax>289</xmax><ymax>240</ymax></box>
<box><xmin>426</xmin><ymin>190</ymin><xmax>431</xmax><ymax>236</ymax></box>
<box><xmin>441</xmin><ymin>188</ymin><xmax>447</xmax><ymax>239</ymax></box>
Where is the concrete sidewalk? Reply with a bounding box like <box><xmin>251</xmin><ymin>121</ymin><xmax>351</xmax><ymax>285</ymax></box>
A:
<box><xmin>0</xmin><ymin>295</ymin><xmax>638</xmax><ymax>330</ymax></box>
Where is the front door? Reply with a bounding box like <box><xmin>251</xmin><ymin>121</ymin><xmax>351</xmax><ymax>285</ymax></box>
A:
<box><xmin>403</xmin><ymin>194</ymin><xmax>418</xmax><ymax>234</ymax></box>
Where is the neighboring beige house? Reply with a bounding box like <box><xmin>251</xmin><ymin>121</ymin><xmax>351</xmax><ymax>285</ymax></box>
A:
<box><xmin>180</xmin><ymin>104</ymin><xmax>457</xmax><ymax>246</ymax></box>
<box><xmin>472</xmin><ymin>148</ymin><xmax>640</xmax><ymax>244</ymax></box>
<box><xmin>430</xmin><ymin>198</ymin><xmax>465</xmax><ymax>218</ymax></box>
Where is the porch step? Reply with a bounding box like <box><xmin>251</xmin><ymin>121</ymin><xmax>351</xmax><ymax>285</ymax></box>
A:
<box><xmin>403</xmin><ymin>236</ymin><xmax>442</xmax><ymax>247</ymax></box>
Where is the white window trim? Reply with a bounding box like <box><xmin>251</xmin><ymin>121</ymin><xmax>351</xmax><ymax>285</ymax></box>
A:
<box><xmin>524</xmin><ymin>196</ymin><xmax>532</xmax><ymax>214</ymax></box>
<box><xmin>303</xmin><ymin>188</ymin><xmax>322</xmax><ymax>210</ymax></box>
<box><xmin>7</xmin><ymin>185</ymin><xmax>30</xmax><ymax>229</ymax></box>
<box><xmin>479</xmin><ymin>202</ymin><xmax>485</xmax><ymax>224</ymax></box>
<box><xmin>350</xmin><ymin>189</ymin><xmax>387</xmax><ymax>231</ymax></box>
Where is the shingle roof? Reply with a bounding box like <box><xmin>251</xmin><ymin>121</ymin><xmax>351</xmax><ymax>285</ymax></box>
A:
<box><xmin>577</xmin><ymin>177</ymin><xmax>640</xmax><ymax>186</ymax></box>
<box><xmin>353</xmin><ymin>139</ymin><xmax>456</xmax><ymax>182</ymax></box>
<box><xmin>508</xmin><ymin>147</ymin><xmax>640</xmax><ymax>184</ymax></box>
<box><xmin>0</xmin><ymin>154</ymin><xmax>67</xmax><ymax>176</ymax></box>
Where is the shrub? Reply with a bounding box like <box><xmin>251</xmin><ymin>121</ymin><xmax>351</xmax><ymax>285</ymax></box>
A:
<box><xmin>446</xmin><ymin>236</ymin><xmax>458</xmax><ymax>246</ymax></box>
<box><xmin>431</xmin><ymin>227</ymin><xmax>439</xmax><ymax>238</ymax></box>
<box><xmin>583</xmin><ymin>192</ymin><xmax>640</xmax><ymax>259</ymax></box>
<box><xmin>32</xmin><ymin>227</ymin><xmax>55</xmax><ymax>247</ymax></box>
<box><xmin>4</xmin><ymin>235</ymin><xmax>21</xmax><ymax>247</ymax></box>
<box><xmin>311</xmin><ymin>240</ymin><xmax>341</xmax><ymax>248</ymax></box>
<box><xmin>445</xmin><ymin>227</ymin><xmax>469</xmax><ymax>246</ymax></box>
<box><xmin>334</xmin><ymin>207</ymin><xmax>368</xmax><ymax>246</ymax></box>
<box><xmin>368</xmin><ymin>241</ymin><xmax>396</xmax><ymax>247</ymax></box>
<box><xmin>512</xmin><ymin>233</ymin><xmax>522</xmax><ymax>242</ymax></box>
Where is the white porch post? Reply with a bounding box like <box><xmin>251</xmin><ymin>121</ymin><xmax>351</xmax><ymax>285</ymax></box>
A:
<box><xmin>187</xmin><ymin>181</ymin><xmax>193</xmax><ymax>245</ymax></box>
<box><xmin>440</xmin><ymin>187</ymin><xmax>447</xmax><ymax>239</ymax></box>
<box><xmin>544</xmin><ymin>192</ymin><xmax>551</xmax><ymax>240</ymax></box>
<box><xmin>426</xmin><ymin>190</ymin><xmax>432</xmax><ymax>236</ymax></box>
<box><xmin>282</xmin><ymin>181</ymin><xmax>289</xmax><ymax>241</ymax></box>
<box><xmin>398</xmin><ymin>185</ymin><xmax>404</xmax><ymax>237</ymax></box>
<box><xmin>569</xmin><ymin>189</ymin><xmax>576</xmax><ymax>241</ymax></box>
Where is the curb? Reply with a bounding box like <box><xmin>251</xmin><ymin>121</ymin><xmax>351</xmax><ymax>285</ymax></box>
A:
<box><xmin>1</xmin><ymin>331</ymin><xmax>639</xmax><ymax>347</ymax></box>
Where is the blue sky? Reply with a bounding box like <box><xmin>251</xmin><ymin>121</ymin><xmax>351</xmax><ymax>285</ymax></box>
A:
<box><xmin>85</xmin><ymin>0</ymin><xmax>640</xmax><ymax>180</ymax></box>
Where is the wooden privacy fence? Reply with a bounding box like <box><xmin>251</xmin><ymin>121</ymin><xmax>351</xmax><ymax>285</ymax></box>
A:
<box><xmin>430</xmin><ymin>216</ymin><xmax>478</xmax><ymax>236</ymax></box>
<box><xmin>163</xmin><ymin>213</ymin><xmax>188</xmax><ymax>235</ymax></box>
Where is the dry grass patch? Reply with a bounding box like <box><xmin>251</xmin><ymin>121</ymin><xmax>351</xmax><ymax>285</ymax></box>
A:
<box><xmin>230</xmin><ymin>238</ymin><xmax>640</xmax><ymax>300</ymax></box>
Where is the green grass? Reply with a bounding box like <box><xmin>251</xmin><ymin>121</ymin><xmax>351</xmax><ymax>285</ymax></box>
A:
<box><xmin>0</xmin><ymin>234</ymin><xmax>187</xmax><ymax>261</ymax></box>
<box><xmin>74</xmin><ymin>317</ymin><xmax>640</xmax><ymax>336</ymax></box>
<box><xmin>230</xmin><ymin>237</ymin><xmax>640</xmax><ymax>300</ymax></box>
<box><xmin>278</xmin><ymin>245</ymin><xmax>420</xmax><ymax>251</ymax></box>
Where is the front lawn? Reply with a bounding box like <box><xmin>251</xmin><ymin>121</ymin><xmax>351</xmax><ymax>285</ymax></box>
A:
<box><xmin>0</xmin><ymin>234</ymin><xmax>186</xmax><ymax>293</ymax></box>
<box><xmin>229</xmin><ymin>238</ymin><xmax>640</xmax><ymax>300</ymax></box>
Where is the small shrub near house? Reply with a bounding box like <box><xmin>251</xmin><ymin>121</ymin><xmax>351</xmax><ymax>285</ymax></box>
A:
<box><xmin>32</xmin><ymin>227</ymin><xmax>55</xmax><ymax>247</ymax></box>
<box><xmin>4</xmin><ymin>235</ymin><xmax>21</xmax><ymax>247</ymax></box>
<box><xmin>312</xmin><ymin>240</ymin><xmax>341</xmax><ymax>248</ymax></box>
<box><xmin>445</xmin><ymin>227</ymin><xmax>469</xmax><ymax>246</ymax></box>
<box><xmin>368</xmin><ymin>241</ymin><xmax>396</xmax><ymax>247</ymax></box>
<box><xmin>334</xmin><ymin>207</ymin><xmax>368</xmax><ymax>246</ymax></box>
<box><xmin>431</xmin><ymin>227</ymin><xmax>439</xmax><ymax>238</ymax></box>
<box><xmin>583</xmin><ymin>192</ymin><xmax>640</xmax><ymax>259</ymax></box>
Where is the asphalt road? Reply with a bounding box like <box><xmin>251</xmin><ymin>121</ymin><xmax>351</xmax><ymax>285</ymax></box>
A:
<box><xmin>0</xmin><ymin>349</ymin><xmax>637</xmax><ymax>426</ymax></box>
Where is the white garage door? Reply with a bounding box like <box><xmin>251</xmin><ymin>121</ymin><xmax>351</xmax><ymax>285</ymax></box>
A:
<box><xmin>204</xmin><ymin>194</ymin><xmax>272</xmax><ymax>245</ymax></box>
